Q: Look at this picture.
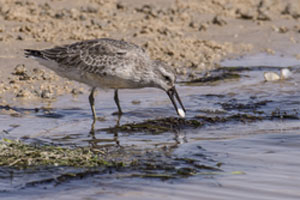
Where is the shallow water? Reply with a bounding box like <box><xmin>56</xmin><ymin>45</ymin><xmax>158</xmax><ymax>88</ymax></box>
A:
<box><xmin>1</xmin><ymin>54</ymin><xmax>300</xmax><ymax>199</ymax></box>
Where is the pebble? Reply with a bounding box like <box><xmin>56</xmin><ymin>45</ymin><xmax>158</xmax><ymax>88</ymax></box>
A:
<box><xmin>16</xmin><ymin>89</ymin><xmax>31</xmax><ymax>98</ymax></box>
<box><xmin>212</xmin><ymin>15</ymin><xmax>227</xmax><ymax>26</ymax></box>
<box><xmin>41</xmin><ymin>89</ymin><xmax>52</xmax><ymax>99</ymax></box>
<box><xmin>264</xmin><ymin>72</ymin><xmax>280</xmax><ymax>81</ymax></box>
<box><xmin>14</xmin><ymin>64</ymin><xmax>26</xmax><ymax>75</ymax></box>
<box><xmin>131</xmin><ymin>100</ymin><xmax>141</xmax><ymax>105</ymax></box>
<box><xmin>264</xmin><ymin>69</ymin><xmax>292</xmax><ymax>81</ymax></box>
<box><xmin>280</xmin><ymin>68</ymin><xmax>292</xmax><ymax>79</ymax></box>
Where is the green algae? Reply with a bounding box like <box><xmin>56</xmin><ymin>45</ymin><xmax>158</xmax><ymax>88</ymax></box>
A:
<box><xmin>101</xmin><ymin>117</ymin><xmax>203</xmax><ymax>134</ymax></box>
<box><xmin>0</xmin><ymin>138</ymin><xmax>221</xmax><ymax>183</ymax></box>
<box><xmin>99</xmin><ymin>113</ymin><xmax>272</xmax><ymax>135</ymax></box>
<box><xmin>0</xmin><ymin>139</ymin><xmax>118</xmax><ymax>169</ymax></box>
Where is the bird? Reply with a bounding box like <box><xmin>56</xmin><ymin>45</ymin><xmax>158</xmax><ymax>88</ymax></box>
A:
<box><xmin>24</xmin><ymin>38</ymin><xmax>186</xmax><ymax>121</ymax></box>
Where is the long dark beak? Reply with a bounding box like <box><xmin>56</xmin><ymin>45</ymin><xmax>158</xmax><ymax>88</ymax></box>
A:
<box><xmin>166</xmin><ymin>86</ymin><xmax>186</xmax><ymax>116</ymax></box>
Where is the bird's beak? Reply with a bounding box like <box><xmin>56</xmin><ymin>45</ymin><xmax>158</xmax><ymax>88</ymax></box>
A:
<box><xmin>166</xmin><ymin>86</ymin><xmax>186</xmax><ymax>117</ymax></box>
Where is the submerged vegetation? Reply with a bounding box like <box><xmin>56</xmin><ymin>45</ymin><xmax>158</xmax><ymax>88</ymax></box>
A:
<box><xmin>0</xmin><ymin>139</ymin><xmax>118</xmax><ymax>169</ymax></box>
<box><xmin>0</xmin><ymin>138</ymin><xmax>222</xmax><ymax>186</ymax></box>
<box><xmin>101</xmin><ymin>117</ymin><xmax>203</xmax><ymax>134</ymax></box>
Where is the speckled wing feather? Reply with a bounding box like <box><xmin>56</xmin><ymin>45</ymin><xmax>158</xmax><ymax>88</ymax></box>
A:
<box><xmin>38</xmin><ymin>38</ymin><xmax>147</xmax><ymax>74</ymax></box>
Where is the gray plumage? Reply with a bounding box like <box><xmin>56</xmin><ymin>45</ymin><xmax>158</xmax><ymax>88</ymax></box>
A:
<box><xmin>25</xmin><ymin>38</ymin><xmax>185</xmax><ymax>120</ymax></box>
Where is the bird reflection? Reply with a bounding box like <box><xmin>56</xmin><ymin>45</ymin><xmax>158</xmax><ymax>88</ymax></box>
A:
<box><xmin>88</xmin><ymin>114</ymin><xmax>188</xmax><ymax>150</ymax></box>
<box><xmin>174</xmin><ymin>130</ymin><xmax>188</xmax><ymax>145</ymax></box>
<box><xmin>88</xmin><ymin>114</ymin><xmax>121</xmax><ymax>149</ymax></box>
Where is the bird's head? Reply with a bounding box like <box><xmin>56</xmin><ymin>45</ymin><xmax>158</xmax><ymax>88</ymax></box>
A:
<box><xmin>152</xmin><ymin>60</ymin><xmax>176</xmax><ymax>90</ymax></box>
<box><xmin>152</xmin><ymin>60</ymin><xmax>186</xmax><ymax>117</ymax></box>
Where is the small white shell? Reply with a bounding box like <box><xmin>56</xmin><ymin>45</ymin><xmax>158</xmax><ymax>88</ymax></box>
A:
<box><xmin>264</xmin><ymin>72</ymin><xmax>280</xmax><ymax>81</ymax></box>
<box><xmin>178</xmin><ymin>108</ymin><xmax>185</xmax><ymax>118</ymax></box>
<box><xmin>280</xmin><ymin>68</ymin><xmax>292</xmax><ymax>79</ymax></box>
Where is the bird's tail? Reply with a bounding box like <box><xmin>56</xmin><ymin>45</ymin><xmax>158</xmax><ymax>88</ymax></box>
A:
<box><xmin>24</xmin><ymin>49</ymin><xmax>44</xmax><ymax>59</ymax></box>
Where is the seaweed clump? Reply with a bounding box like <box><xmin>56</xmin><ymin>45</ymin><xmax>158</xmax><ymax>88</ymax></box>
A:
<box><xmin>188</xmin><ymin>72</ymin><xmax>241</xmax><ymax>84</ymax></box>
<box><xmin>101</xmin><ymin>117</ymin><xmax>203</xmax><ymax>134</ymax></box>
<box><xmin>0</xmin><ymin>139</ymin><xmax>117</xmax><ymax>169</ymax></box>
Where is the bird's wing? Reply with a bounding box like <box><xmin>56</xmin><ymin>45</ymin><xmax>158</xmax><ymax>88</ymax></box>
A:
<box><xmin>39</xmin><ymin>39</ymin><xmax>146</xmax><ymax>72</ymax></box>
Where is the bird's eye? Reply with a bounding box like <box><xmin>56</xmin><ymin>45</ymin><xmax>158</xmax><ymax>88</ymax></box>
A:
<box><xmin>164</xmin><ymin>76</ymin><xmax>171</xmax><ymax>82</ymax></box>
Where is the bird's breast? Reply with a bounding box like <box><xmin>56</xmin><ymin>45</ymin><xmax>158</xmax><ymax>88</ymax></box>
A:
<box><xmin>82</xmin><ymin>72</ymin><xmax>145</xmax><ymax>89</ymax></box>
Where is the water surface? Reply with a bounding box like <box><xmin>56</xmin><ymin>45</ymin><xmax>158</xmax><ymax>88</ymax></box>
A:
<box><xmin>1</xmin><ymin>54</ymin><xmax>300</xmax><ymax>199</ymax></box>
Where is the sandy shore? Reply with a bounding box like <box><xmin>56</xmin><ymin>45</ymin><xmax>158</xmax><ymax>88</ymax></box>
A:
<box><xmin>0</xmin><ymin>0</ymin><xmax>300</xmax><ymax>107</ymax></box>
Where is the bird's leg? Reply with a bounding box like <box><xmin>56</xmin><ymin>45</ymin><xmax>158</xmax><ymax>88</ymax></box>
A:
<box><xmin>114</xmin><ymin>116</ymin><xmax>121</xmax><ymax>146</ymax></box>
<box><xmin>89</xmin><ymin>120</ymin><xmax>96</xmax><ymax>135</ymax></box>
<box><xmin>113</xmin><ymin>89</ymin><xmax>123</xmax><ymax>115</ymax></box>
<box><xmin>116</xmin><ymin>112</ymin><xmax>121</xmax><ymax>127</ymax></box>
<box><xmin>89</xmin><ymin>87</ymin><xmax>97</xmax><ymax>122</ymax></box>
